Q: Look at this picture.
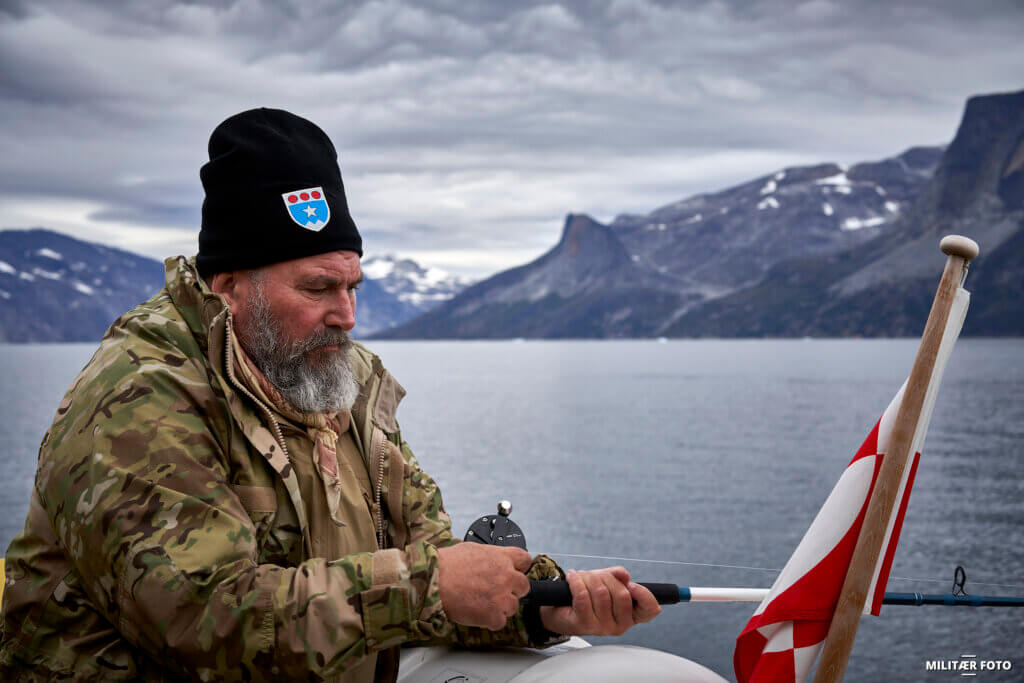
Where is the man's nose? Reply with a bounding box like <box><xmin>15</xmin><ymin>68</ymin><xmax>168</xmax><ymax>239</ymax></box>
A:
<box><xmin>325</xmin><ymin>290</ymin><xmax>356</xmax><ymax>331</ymax></box>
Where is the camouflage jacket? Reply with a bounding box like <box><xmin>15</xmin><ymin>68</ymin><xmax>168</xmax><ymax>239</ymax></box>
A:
<box><xmin>0</xmin><ymin>257</ymin><xmax>563</xmax><ymax>682</ymax></box>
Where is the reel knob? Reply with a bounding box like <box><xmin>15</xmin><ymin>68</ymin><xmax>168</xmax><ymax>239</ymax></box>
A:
<box><xmin>464</xmin><ymin>500</ymin><xmax>527</xmax><ymax>549</ymax></box>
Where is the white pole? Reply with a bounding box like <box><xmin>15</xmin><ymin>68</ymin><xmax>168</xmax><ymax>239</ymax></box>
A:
<box><xmin>685</xmin><ymin>587</ymin><xmax>770</xmax><ymax>603</ymax></box>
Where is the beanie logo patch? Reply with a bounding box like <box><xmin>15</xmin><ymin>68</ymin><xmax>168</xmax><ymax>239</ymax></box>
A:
<box><xmin>282</xmin><ymin>187</ymin><xmax>331</xmax><ymax>231</ymax></box>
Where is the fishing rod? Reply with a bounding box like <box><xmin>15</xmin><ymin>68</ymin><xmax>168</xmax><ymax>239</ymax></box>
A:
<box><xmin>465</xmin><ymin>502</ymin><xmax>1024</xmax><ymax>612</ymax></box>
<box><xmin>522</xmin><ymin>580</ymin><xmax>1024</xmax><ymax>608</ymax></box>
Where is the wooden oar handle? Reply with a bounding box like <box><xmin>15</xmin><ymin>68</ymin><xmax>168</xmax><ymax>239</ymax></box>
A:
<box><xmin>524</xmin><ymin>580</ymin><xmax>680</xmax><ymax>606</ymax></box>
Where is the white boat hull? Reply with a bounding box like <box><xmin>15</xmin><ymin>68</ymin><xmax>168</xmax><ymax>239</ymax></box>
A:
<box><xmin>398</xmin><ymin>637</ymin><xmax>728</xmax><ymax>682</ymax></box>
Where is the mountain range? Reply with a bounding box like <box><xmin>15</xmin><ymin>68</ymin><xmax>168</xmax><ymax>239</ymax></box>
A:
<box><xmin>379</xmin><ymin>89</ymin><xmax>1024</xmax><ymax>339</ymax></box>
<box><xmin>3</xmin><ymin>89</ymin><xmax>1022</xmax><ymax>342</ymax></box>
<box><xmin>0</xmin><ymin>236</ymin><xmax>469</xmax><ymax>342</ymax></box>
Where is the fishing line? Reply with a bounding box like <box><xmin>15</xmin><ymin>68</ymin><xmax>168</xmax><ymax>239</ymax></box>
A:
<box><xmin>547</xmin><ymin>552</ymin><xmax>779</xmax><ymax>574</ymax></box>
<box><xmin>546</xmin><ymin>552</ymin><xmax>1024</xmax><ymax>591</ymax></box>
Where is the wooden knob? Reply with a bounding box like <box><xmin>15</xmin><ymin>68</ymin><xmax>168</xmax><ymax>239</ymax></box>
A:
<box><xmin>940</xmin><ymin>235</ymin><xmax>979</xmax><ymax>261</ymax></box>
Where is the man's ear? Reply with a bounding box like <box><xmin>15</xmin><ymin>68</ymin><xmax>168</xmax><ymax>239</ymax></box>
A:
<box><xmin>209</xmin><ymin>271</ymin><xmax>241</xmax><ymax>314</ymax></box>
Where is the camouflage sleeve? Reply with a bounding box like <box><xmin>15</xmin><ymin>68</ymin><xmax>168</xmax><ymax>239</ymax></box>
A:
<box><xmin>39</xmin><ymin>349</ymin><xmax>450</xmax><ymax>681</ymax></box>
<box><xmin>396</xmin><ymin>440</ymin><xmax>569</xmax><ymax>649</ymax></box>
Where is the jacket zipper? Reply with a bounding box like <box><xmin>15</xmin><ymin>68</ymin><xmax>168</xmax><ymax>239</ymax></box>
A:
<box><xmin>375</xmin><ymin>436</ymin><xmax>387</xmax><ymax>549</ymax></box>
<box><xmin>222</xmin><ymin>315</ymin><xmax>291</xmax><ymax>473</ymax></box>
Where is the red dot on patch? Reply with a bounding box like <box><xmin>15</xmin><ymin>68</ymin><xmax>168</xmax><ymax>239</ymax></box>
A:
<box><xmin>300</xmin><ymin>192</ymin><xmax>310</xmax><ymax>201</ymax></box>
<box><xmin>288</xmin><ymin>195</ymin><xmax>298</xmax><ymax>203</ymax></box>
<box><xmin>311</xmin><ymin>190</ymin><xmax>321</xmax><ymax>199</ymax></box>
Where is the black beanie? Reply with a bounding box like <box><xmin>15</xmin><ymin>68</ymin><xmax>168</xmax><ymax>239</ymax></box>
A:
<box><xmin>197</xmin><ymin>108</ymin><xmax>362</xmax><ymax>278</ymax></box>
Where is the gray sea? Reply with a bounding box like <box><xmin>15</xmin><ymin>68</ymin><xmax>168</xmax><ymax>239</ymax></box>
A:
<box><xmin>2</xmin><ymin>339</ymin><xmax>1022</xmax><ymax>681</ymax></box>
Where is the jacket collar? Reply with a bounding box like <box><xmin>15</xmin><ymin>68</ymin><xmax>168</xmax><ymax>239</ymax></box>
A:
<box><xmin>161</xmin><ymin>255</ymin><xmax>234</xmax><ymax>379</ymax></box>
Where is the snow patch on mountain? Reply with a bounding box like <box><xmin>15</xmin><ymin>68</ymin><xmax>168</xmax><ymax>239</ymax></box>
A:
<box><xmin>362</xmin><ymin>254</ymin><xmax>471</xmax><ymax>307</ymax></box>
<box><xmin>361</xmin><ymin>259</ymin><xmax>394</xmax><ymax>280</ymax></box>
<box><xmin>841</xmin><ymin>216</ymin><xmax>886</xmax><ymax>231</ymax></box>
<box><xmin>816</xmin><ymin>172</ymin><xmax>851</xmax><ymax>187</ymax></box>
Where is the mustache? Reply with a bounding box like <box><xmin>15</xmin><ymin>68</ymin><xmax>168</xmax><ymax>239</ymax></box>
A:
<box><xmin>287</xmin><ymin>328</ymin><xmax>352</xmax><ymax>359</ymax></box>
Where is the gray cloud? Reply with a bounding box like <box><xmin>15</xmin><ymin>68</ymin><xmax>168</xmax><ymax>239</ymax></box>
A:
<box><xmin>0</xmin><ymin>0</ymin><xmax>1021</xmax><ymax>277</ymax></box>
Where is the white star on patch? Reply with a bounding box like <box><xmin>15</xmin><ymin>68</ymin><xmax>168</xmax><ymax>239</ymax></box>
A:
<box><xmin>303</xmin><ymin>205</ymin><xmax>318</xmax><ymax>218</ymax></box>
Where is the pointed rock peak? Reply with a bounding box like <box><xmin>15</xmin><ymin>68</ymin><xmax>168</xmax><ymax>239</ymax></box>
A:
<box><xmin>538</xmin><ymin>213</ymin><xmax>631</xmax><ymax>275</ymax></box>
<box><xmin>559</xmin><ymin>213</ymin><xmax>603</xmax><ymax>239</ymax></box>
<box><xmin>555</xmin><ymin>213</ymin><xmax>626</xmax><ymax>258</ymax></box>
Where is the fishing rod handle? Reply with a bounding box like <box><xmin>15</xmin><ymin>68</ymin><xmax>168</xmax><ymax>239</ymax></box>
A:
<box><xmin>525</xmin><ymin>580</ymin><xmax>680</xmax><ymax>607</ymax></box>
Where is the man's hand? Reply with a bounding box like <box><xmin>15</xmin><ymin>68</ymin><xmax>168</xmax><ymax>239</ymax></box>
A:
<box><xmin>437</xmin><ymin>543</ymin><xmax>532</xmax><ymax>630</ymax></box>
<box><xmin>538</xmin><ymin>567</ymin><xmax>661</xmax><ymax>636</ymax></box>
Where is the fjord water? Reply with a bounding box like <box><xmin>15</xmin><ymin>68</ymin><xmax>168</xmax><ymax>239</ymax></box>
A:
<box><xmin>2</xmin><ymin>340</ymin><xmax>1022</xmax><ymax>681</ymax></box>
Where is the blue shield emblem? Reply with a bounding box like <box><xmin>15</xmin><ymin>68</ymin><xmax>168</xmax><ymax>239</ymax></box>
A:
<box><xmin>282</xmin><ymin>186</ymin><xmax>331</xmax><ymax>231</ymax></box>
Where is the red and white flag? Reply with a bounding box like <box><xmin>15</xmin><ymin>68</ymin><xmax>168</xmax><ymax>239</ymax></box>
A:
<box><xmin>734</xmin><ymin>287</ymin><xmax>970</xmax><ymax>683</ymax></box>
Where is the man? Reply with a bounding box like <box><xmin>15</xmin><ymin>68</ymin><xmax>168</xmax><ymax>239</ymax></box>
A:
<box><xmin>0</xmin><ymin>108</ymin><xmax>659</xmax><ymax>681</ymax></box>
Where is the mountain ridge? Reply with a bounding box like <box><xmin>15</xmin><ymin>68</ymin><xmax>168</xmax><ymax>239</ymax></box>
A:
<box><xmin>378</xmin><ymin>90</ymin><xmax>1024</xmax><ymax>339</ymax></box>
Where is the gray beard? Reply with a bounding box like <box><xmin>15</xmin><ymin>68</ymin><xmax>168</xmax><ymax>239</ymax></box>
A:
<box><xmin>235</xmin><ymin>283</ymin><xmax>360</xmax><ymax>414</ymax></box>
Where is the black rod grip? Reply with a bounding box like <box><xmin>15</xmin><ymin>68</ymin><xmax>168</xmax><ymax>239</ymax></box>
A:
<box><xmin>525</xmin><ymin>580</ymin><xmax>680</xmax><ymax>606</ymax></box>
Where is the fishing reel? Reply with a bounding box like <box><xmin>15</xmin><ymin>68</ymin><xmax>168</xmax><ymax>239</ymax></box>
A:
<box><xmin>462</xmin><ymin>500</ymin><xmax>681</xmax><ymax>608</ymax></box>
<box><xmin>464</xmin><ymin>500</ymin><xmax>528</xmax><ymax>550</ymax></box>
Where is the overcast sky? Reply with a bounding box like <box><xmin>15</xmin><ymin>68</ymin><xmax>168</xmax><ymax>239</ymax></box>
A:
<box><xmin>1</xmin><ymin>0</ymin><xmax>1021</xmax><ymax>277</ymax></box>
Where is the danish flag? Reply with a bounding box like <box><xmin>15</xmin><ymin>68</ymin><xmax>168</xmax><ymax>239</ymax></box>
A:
<box><xmin>734</xmin><ymin>286</ymin><xmax>970</xmax><ymax>683</ymax></box>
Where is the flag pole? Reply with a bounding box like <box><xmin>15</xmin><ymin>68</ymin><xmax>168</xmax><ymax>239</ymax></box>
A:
<box><xmin>812</xmin><ymin>235</ymin><xmax>980</xmax><ymax>683</ymax></box>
